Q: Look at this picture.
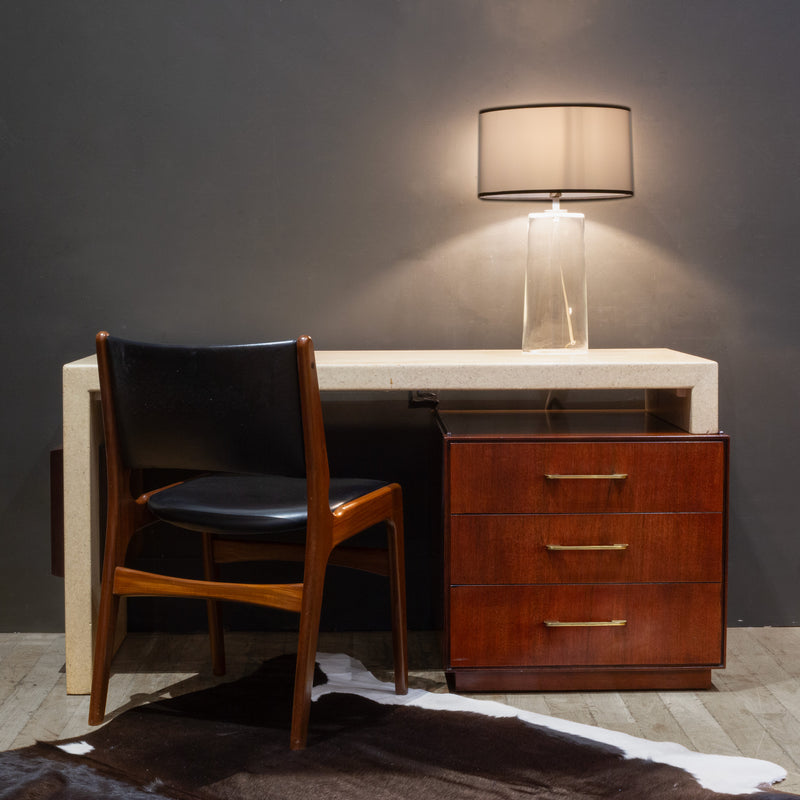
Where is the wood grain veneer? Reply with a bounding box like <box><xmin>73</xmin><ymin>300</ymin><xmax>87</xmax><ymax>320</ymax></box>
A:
<box><xmin>439</xmin><ymin>410</ymin><xmax>729</xmax><ymax>693</ymax></box>
<box><xmin>449</xmin><ymin>513</ymin><xmax>724</xmax><ymax>585</ymax></box>
<box><xmin>448</xmin><ymin>441</ymin><xmax>726</xmax><ymax>514</ymax></box>
<box><xmin>449</xmin><ymin>583</ymin><xmax>724</xmax><ymax>667</ymax></box>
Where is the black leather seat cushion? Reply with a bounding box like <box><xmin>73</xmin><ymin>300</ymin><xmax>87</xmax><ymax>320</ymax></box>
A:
<box><xmin>146</xmin><ymin>474</ymin><xmax>389</xmax><ymax>535</ymax></box>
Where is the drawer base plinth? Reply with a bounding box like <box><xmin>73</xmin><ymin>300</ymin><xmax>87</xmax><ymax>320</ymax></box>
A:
<box><xmin>447</xmin><ymin>666</ymin><xmax>715</xmax><ymax>693</ymax></box>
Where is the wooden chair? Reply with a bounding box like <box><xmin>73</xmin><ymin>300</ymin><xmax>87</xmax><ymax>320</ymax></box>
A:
<box><xmin>88</xmin><ymin>332</ymin><xmax>407</xmax><ymax>749</ymax></box>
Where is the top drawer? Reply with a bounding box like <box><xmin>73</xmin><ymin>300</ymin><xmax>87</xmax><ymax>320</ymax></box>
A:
<box><xmin>448</xmin><ymin>440</ymin><xmax>726</xmax><ymax>514</ymax></box>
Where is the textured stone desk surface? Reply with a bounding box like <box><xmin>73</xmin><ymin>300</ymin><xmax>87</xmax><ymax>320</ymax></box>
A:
<box><xmin>65</xmin><ymin>347</ymin><xmax>718</xmax><ymax>391</ymax></box>
<box><xmin>312</xmin><ymin>347</ymin><xmax>717</xmax><ymax>393</ymax></box>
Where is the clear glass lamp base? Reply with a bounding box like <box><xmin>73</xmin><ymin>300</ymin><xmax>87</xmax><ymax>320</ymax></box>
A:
<box><xmin>522</xmin><ymin>210</ymin><xmax>588</xmax><ymax>351</ymax></box>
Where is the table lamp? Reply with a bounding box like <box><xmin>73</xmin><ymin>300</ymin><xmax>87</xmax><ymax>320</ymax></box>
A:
<box><xmin>478</xmin><ymin>104</ymin><xmax>633</xmax><ymax>350</ymax></box>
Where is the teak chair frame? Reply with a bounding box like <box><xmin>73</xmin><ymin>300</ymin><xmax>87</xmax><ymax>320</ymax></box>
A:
<box><xmin>88</xmin><ymin>332</ymin><xmax>408</xmax><ymax>749</ymax></box>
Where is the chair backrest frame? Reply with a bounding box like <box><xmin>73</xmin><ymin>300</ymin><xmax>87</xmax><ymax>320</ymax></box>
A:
<box><xmin>96</xmin><ymin>332</ymin><xmax>331</xmax><ymax>528</ymax></box>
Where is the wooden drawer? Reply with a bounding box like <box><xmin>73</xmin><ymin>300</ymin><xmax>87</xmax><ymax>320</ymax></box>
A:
<box><xmin>448</xmin><ymin>441</ymin><xmax>725</xmax><ymax>514</ymax></box>
<box><xmin>449</xmin><ymin>584</ymin><xmax>724</xmax><ymax>668</ymax></box>
<box><xmin>449</xmin><ymin>513</ymin><xmax>723</xmax><ymax>584</ymax></box>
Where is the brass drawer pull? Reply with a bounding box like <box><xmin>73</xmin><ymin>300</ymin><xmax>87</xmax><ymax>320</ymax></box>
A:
<box><xmin>545</xmin><ymin>473</ymin><xmax>628</xmax><ymax>480</ymax></box>
<box><xmin>545</xmin><ymin>544</ymin><xmax>629</xmax><ymax>551</ymax></box>
<box><xmin>544</xmin><ymin>619</ymin><xmax>627</xmax><ymax>628</ymax></box>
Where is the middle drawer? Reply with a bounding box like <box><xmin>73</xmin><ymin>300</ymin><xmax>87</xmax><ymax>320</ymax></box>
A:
<box><xmin>449</xmin><ymin>513</ymin><xmax>724</xmax><ymax>584</ymax></box>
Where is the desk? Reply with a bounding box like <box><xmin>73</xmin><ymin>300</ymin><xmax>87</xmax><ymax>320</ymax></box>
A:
<box><xmin>62</xmin><ymin>348</ymin><xmax>718</xmax><ymax>693</ymax></box>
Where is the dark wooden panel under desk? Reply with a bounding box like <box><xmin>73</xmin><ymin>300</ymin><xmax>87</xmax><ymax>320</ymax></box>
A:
<box><xmin>449</xmin><ymin>583</ymin><xmax>725</xmax><ymax>669</ymax></box>
<box><xmin>449</xmin><ymin>513</ymin><xmax>724</xmax><ymax>585</ymax></box>
<box><xmin>448</xmin><ymin>441</ymin><xmax>726</xmax><ymax>514</ymax></box>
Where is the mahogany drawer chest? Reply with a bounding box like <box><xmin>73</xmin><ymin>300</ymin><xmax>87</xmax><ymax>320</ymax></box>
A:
<box><xmin>438</xmin><ymin>410</ymin><xmax>729</xmax><ymax>692</ymax></box>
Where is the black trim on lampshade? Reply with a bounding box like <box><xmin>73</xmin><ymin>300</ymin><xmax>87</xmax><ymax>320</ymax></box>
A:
<box><xmin>479</xmin><ymin>102</ymin><xmax>632</xmax><ymax>114</ymax></box>
<box><xmin>478</xmin><ymin>104</ymin><xmax>634</xmax><ymax>201</ymax></box>
<box><xmin>478</xmin><ymin>189</ymin><xmax>635</xmax><ymax>201</ymax></box>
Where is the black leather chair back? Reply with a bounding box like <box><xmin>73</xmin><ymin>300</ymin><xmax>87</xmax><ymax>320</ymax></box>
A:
<box><xmin>103</xmin><ymin>336</ymin><xmax>306</xmax><ymax>476</ymax></box>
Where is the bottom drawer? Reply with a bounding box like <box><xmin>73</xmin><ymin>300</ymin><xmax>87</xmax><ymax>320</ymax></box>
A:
<box><xmin>449</xmin><ymin>583</ymin><xmax>723</xmax><ymax>668</ymax></box>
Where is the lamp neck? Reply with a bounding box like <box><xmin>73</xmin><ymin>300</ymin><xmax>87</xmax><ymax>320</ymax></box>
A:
<box><xmin>550</xmin><ymin>191</ymin><xmax>562</xmax><ymax>213</ymax></box>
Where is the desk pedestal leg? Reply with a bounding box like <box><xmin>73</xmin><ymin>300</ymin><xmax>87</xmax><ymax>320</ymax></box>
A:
<box><xmin>63</xmin><ymin>386</ymin><xmax>125</xmax><ymax>694</ymax></box>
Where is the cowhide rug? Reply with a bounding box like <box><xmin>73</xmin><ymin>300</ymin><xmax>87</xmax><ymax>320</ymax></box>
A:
<box><xmin>1</xmin><ymin>652</ymin><xmax>797</xmax><ymax>800</ymax></box>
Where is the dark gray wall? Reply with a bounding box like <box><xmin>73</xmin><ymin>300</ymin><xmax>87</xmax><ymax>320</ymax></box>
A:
<box><xmin>1</xmin><ymin>0</ymin><xmax>798</xmax><ymax>631</ymax></box>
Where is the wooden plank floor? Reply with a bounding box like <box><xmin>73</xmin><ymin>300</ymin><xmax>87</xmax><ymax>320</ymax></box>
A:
<box><xmin>1</xmin><ymin>628</ymin><xmax>799</xmax><ymax>793</ymax></box>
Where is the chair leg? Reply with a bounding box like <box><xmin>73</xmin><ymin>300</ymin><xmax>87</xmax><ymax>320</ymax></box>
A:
<box><xmin>88</xmin><ymin>588</ymin><xmax>120</xmax><ymax>725</ymax></box>
<box><xmin>89</xmin><ymin>503</ymin><xmax>137</xmax><ymax>726</ymax></box>
<box><xmin>289</xmin><ymin>554</ymin><xmax>327</xmax><ymax>750</ymax></box>
<box><xmin>387</xmin><ymin>489</ymin><xmax>408</xmax><ymax>695</ymax></box>
<box><xmin>202</xmin><ymin>533</ymin><xmax>226</xmax><ymax>676</ymax></box>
